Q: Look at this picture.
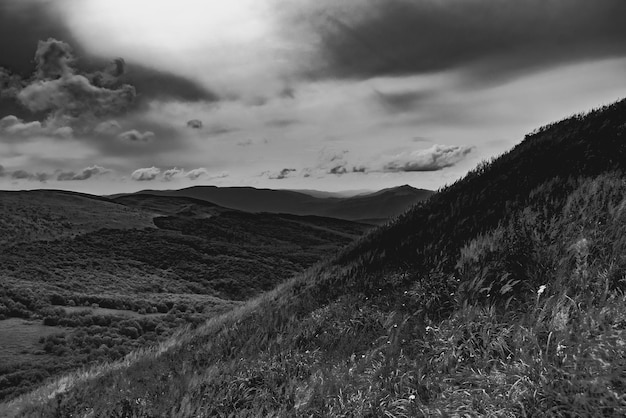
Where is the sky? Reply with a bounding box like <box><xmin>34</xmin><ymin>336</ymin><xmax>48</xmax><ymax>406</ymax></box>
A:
<box><xmin>1</xmin><ymin>0</ymin><xmax>626</xmax><ymax>194</ymax></box>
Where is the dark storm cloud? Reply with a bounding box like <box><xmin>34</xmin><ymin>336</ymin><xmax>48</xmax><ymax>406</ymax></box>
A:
<box><xmin>122</xmin><ymin>64</ymin><xmax>220</xmax><ymax>104</ymax></box>
<box><xmin>0</xmin><ymin>2</ymin><xmax>218</xmax><ymax>119</ymax></box>
<box><xmin>57</xmin><ymin>165</ymin><xmax>110</xmax><ymax>181</ymax></box>
<box><xmin>0</xmin><ymin>1</ymin><xmax>72</xmax><ymax>77</ymax></box>
<box><xmin>0</xmin><ymin>37</ymin><xmax>137</xmax><ymax>135</ymax></box>
<box><xmin>34</xmin><ymin>38</ymin><xmax>74</xmax><ymax>79</ymax></box>
<box><xmin>0</xmin><ymin>1</ymin><xmax>72</xmax><ymax>119</ymax></box>
<box><xmin>373</xmin><ymin>90</ymin><xmax>434</xmax><ymax>114</ymax></box>
<box><xmin>287</xmin><ymin>0</ymin><xmax>626</xmax><ymax>80</ymax></box>
<box><xmin>0</xmin><ymin>165</ymin><xmax>5</xmax><ymax>177</ymax></box>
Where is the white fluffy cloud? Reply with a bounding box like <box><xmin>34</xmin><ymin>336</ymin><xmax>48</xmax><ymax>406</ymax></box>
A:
<box><xmin>131</xmin><ymin>166</ymin><xmax>161</xmax><ymax>181</ymax></box>
<box><xmin>119</xmin><ymin>129</ymin><xmax>155</xmax><ymax>143</ymax></box>
<box><xmin>130</xmin><ymin>166</ymin><xmax>228</xmax><ymax>182</ymax></box>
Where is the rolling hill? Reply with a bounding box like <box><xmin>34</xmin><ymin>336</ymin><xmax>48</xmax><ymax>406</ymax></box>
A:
<box><xmin>4</xmin><ymin>98</ymin><xmax>626</xmax><ymax>417</ymax></box>
<box><xmin>0</xmin><ymin>190</ymin><xmax>154</xmax><ymax>244</ymax></box>
<box><xmin>0</xmin><ymin>191</ymin><xmax>372</xmax><ymax>402</ymax></box>
<box><xmin>115</xmin><ymin>184</ymin><xmax>434</xmax><ymax>223</ymax></box>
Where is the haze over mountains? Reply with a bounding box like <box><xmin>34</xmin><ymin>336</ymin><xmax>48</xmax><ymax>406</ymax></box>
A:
<box><xmin>114</xmin><ymin>184</ymin><xmax>433</xmax><ymax>224</ymax></box>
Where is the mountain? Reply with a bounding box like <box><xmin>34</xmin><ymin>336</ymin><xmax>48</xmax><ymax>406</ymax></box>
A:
<box><xmin>0</xmin><ymin>191</ymin><xmax>371</xmax><ymax>402</ymax></box>
<box><xmin>5</xmin><ymin>98</ymin><xmax>626</xmax><ymax>417</ymax></box>
<box><xmin>286</xmin><ymin>188</ymin><xmax>374</xmax><ymax>198</ymax></box>
<box><xmin>116</xmin><ymin>184</ymin><xmax>434</xmax><ymax>224</ymax></box>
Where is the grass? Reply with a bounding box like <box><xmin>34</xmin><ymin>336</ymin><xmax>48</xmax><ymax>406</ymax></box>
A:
<box><xmin>0</xmin><ymin>319</ymin><xmax>64</xmax><ymax>365</ymax></box>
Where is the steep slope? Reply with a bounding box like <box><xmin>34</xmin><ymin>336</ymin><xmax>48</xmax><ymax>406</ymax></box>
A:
<box><xmin>5</xmin><ymin>98</ymin><xmax>626</xmax><ymax>417</ymax></box>
<box><xmin>121</xmin><ymin>184</ymin><xmax>433</xmax><ymax>223</ymax></box>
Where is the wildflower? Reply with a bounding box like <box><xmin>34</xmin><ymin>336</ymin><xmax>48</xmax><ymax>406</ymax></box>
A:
<box><xmin>537</xmin><ymin>285</ymin><xmax>547</xmax><ymax>296</ymax></box>
<box><xmin>409</xmin><ymin>394</ymin><xmax>416</xmax><ymax>401</ymax></box>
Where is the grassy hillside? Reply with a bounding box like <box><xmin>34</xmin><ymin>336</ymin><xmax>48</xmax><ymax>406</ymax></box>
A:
<box><xmin>0</xmin><ymin>190</ymin><xmax>154</xmax><ymax>244</ymax></box>
<box><xmin>4</xmin><ymin>98</ymin><xmax>626</xmax><ymax>417</ymax></box>
<box><xmin>0</xmin><ymin>193</ymin><xmax>370</xmax><ymax>402</ymax></box>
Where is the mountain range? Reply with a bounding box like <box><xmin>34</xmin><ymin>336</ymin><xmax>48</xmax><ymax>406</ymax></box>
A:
<box><xmin>113</xmin><ymin>184</ymin><xmax>434</xmax><ymax>224</ymax></box>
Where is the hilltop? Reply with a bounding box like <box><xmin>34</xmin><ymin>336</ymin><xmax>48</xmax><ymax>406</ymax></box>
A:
<box><xmin>4</xmin><ymin>98</ymin><xmax>626</xmax><ymax>416</ymax></box>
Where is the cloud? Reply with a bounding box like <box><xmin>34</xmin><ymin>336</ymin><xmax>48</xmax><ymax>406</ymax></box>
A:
<box><xmin>267</xmin><ymin>168</ymin><xmax>297</xmax><ymax>180</ymax></box>
<box><xmin>121</xmin><ymin>64</ymin><xmax>219</xmax><ymax>104</ymax></box>
<box><xmin>373</xmin><ymin>89</ymin><xmax>434</xmax><ymax>114</ymax></box>
<box><xmin>57</xmin><ymin>165</ymin><xmax>111</xmax><ymax>181</ymax></box>
<box><xmin>18</xmin><ymin>73</ymin><xmax>135</xmax><ymax>119</ymax></box>
<box><xmin>0</xmin><ymin>114</ymin><xmax>72</xmax><ymax>139</ymax></box>
<box><xmin>11</xmin><ymin>169</ymin><xmax>50</xmax><ymax>182</ymax></box>
<box><xmin>119</xmin><ymin>129</ymin><xmax>155</xmax><ymax>143</ymax></box>
<box><xmin>94</xmin><ymin>120</ymin><xmax>121</xmax><ymax>135</ymax></box>
<box><xmin>186</xmin><ymin>119</ymin><xmax>203</xmax><ymax>129</ymax></box>
<box><xmin>162</xmin><ymin>167</ymin><xmax>184</xmax><ymax>181</ymax></box>
<box><xmin>282</xmin><ymin>0</ymin><xmax>626</xmax><ymax>81</ymax></box>
<box><xmin>0</xmin><ymin>67</ymin><xmax>24</xmax><ymax>99</ymax></box>
<box><xmin>34</xmin><ymin>38</ymin><xmax>74</xmax><ymax>79</ymax></box>
<box><xmin>131</xmin><ymin>166</ymin><xmax>228</xmax><ymax>182</ymax></box>
<box><xmin>0</xmin><ymin>37</ymin><xmax>136</xmax><ymax>138</ymax></box>
<box><xmin>316</xmin><ymin>148</ymin><xmax>353</xmax><ymax>175</ymax></box>
<box><xmin>185</xmin><ymin>168</ymin><xmax>211</xmax><ymax>180</ymax></box>
<box><xmin>379</xmin><ymin>144</ymin><xmax>473</xmax><ymax>172</ymax></box>
<box><xmin>131</xmin><ymin>166</ymin><xmax>161</xmax><ymax>181</ymax></box>
<box><xmin>0</xmin><ymin>165</ymin><xmax>4</xmax><ymax>177</ymax></box>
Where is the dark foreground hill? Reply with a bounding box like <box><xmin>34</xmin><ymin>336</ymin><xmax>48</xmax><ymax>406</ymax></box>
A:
<box><xmin>4</xmin><ymin>98</ymin><xmax>626</xmax><ymax>417</ymax></box>
<box><xmin>117</xmin><ymin>184</ymin><xmax>433</xmax><ymax>224</ymax></box>
<box><xmin>0</xmin><ymin>192</ymin><xmax>371</xmax><ymax>402</ymax></box>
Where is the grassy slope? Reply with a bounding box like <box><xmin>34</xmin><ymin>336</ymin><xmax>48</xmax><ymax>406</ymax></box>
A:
<box><xmin>5</xmin><ymin>99</ymin><xmax>626</xmax><ymax>416</ymax></box>
<box><xmin>0</xmin><ymin>190</ymin><xmax>154</xmax><ymax>244</ymax></box>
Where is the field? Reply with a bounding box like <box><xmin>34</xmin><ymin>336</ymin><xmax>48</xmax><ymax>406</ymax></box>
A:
<box><xmin>0</xmin><ymin>319</ymin><xmax>65</xmax><ymax>366</ymax></box>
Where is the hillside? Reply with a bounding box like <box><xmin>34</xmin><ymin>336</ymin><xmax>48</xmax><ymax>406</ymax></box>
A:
<box><xmin>0</xmin><ymin>190</ymin><xmax>154</xmax><ymax>244</ymax></box>
<box><xmin>0</xmin><ymin>192</ymin><xmax>371</xmax><ymax>402</ymax></box>
<box><xmin>118</xmin><ymin>184</ymin><xmax>434</xmax><ymax>223</ymax></box>
<box><xmin>4</xmin><ymin>98</ymin><xmax>626</xmax><ymax>417</ymax></box>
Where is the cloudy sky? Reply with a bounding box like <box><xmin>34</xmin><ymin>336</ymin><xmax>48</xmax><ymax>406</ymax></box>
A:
<box><xmin>1</xmin><ymin>0</ymin><xmax>626</xmax><ymax>194</ymax></box>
